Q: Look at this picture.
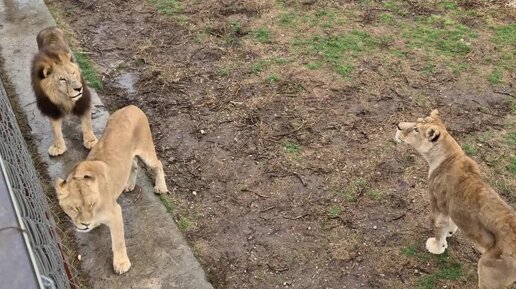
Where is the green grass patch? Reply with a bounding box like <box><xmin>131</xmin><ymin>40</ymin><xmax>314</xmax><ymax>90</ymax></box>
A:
<box><xmin>265</xmin><ymin>74</ymin><xmax>279</xmax><ymax>84</ymax></box>
<box><xmin>328</xmin><ymin>206</ymin><xmax>342</xmax><ymax>218</ymax></box>
<box><xmin>488</xmin><ymin>69</ymin><xmax>502</xmax><ymax>84</ymax></box>
<box><xmin>366</xmin><ymin>189</ymin><xmax>383</xmax><ymax>201</ymax></box>
<box><xmin>148</xmin><ymin>0</ymin><xmax>183</xmax><ymax>15</ymax></box>
<box><xmin>403</xmin><ymin>19</ymin><xmax>476</xmax><ymax>56</ymax></box>
<box><xmin>417</xmin><ymin>252</ymin><xmax>463</xmax><ymax>289</ymax></box>
<box><xmin>401</xmin><ymin>244</ymin><xmax>417</xmax><ymax>257</ymax></box>
<box><xmin>254</xmin><ymin>27</ymin><xmax>272</xmax><ymax>43</ymax></box>
<box><xmin>507</xmin><ymin>132</ymin><xmax>516</xmax><ymax>146</ymax></box>
<box><xmin>306</xmin><ymin>61</ymin><xmax>323</xmax><ymax>70</ymax></box>
<box><xmin>492</xmin><ymin>24</ymin><xmax>516</xmax><ymax>46</ymax></box>
<box><xmin>342</xmin><ymin>178</ymin><xmax>369</xmax><ymax>202</ymax></box>
<box><xmin>217</xmin><ymin>67</ymin><xmax>230</xmax><ymax>77</ymax></box>
<box><xmin>462</xmin><ymin>143</ymin><xmax>478</xmax><ymax>156</ymax></box>
<box><xmin>508</xmin><ymin>156</ymin><xmax>516</xmax><ymax>175</ymax></box>
<box><xmin>295</xmin><ymin>30</ymin><xmax>380</xmax><ymax>77</ymax></box>
<box><xmin>159</xmin><ymin>195</ymin><xmax>174</xmax><ymax>213</ymax></box>
<box><xmin>74</xmin><ymin>51</ymin><xmax>102</xmax><ymax>90</ymax></box>
<box><xmin>177</xmin><ymin>216</ymin><xmax>193</xmax><ymax>231</ymax></box>
<box><xmin>283</xmin><ymin>142</ymin><xmax>300</xmax><ymax>154</ymax></box>
<box><xmin>251</xmin><ymin>60</ymin><xmax>270</xmax><ymax>74</ymax></box>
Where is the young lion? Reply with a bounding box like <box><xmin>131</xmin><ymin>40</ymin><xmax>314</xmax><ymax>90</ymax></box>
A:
<box><xmin>395</xmin><ymin>110</ymin><xmax>516</xmax><ymax>289</ymax></box>
<box><xmin>55</xmin><ymin>105</ymin><xmax>168</xmax><ymax>274</ymax></box>
<box><xmin>31</xmin><ymin>26</ymin><xmax>97</xmax><ymax>156</ymax></box>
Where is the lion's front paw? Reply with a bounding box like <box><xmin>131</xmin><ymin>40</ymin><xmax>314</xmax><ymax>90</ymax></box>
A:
<box><xmin>124</xmin><ymin>183</ymin><xmax>136</xmax><ymax>192</ymax></box>
<box><xmin>154</xmin><ymin>183</ymin><xmax>168</xmax><ymax>195</ymax></box>
<box><xmin>48</xmin><ymin>144</ymin><xmax>67</xmax><ymax>156</ymax></box>
<box><xmin>426</xmin><ymin>237</ymin><xmax>447</xmax><ymax>254</ymax></box>
<box><xmin>113</xmin><ymin>256</ymin><xmax>131</xmax><ymax>274</ymax></box>
<box><xmin>83</xmin><ymin>134</ymin><xmax>98</xmax><ymax>150</ymax></box>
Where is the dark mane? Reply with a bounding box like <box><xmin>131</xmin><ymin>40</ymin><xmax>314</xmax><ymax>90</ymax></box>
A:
<box><xmin>31</xmin><ymin>47</ymin><xmax>91</xmax><ymax>120</ymax></box>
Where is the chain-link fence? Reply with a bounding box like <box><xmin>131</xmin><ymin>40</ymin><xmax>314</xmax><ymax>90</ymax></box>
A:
<box><xmin>0</xmin><ymin>79</ymin><xmax>74</xmax><ymax>289</ymax></box>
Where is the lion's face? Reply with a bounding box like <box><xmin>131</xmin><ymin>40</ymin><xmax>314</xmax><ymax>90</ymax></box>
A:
<box><xmin>55</xmin><ymin>168</ymin><xmax>101</xmax><ymax>232</ymax></box>
<box><xmin>39</xmin><ymin>51</ymin><xmax>84</xmax><ymax>102</ymax></box>
<box><xmin>395</xmin><ymin>110</ymin><xmax>446</xmax><ymax>154</ymax></box>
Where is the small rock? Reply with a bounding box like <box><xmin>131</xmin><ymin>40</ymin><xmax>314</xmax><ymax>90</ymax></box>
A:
<box><xmin>373</xmin><ymin>226</ymin><xmax>377</xmax><ymax>230</ymax></box>
<box><xmin>200</xmin><ymin>129</ymin><xmax>206</xmax><ymax>134</ymax></box>
<box><xmin>192</xmin><ymin>191</ymin><xmax>197</xmax><ymax>196</ymax></box>
<box><xmin>77</xmin><ymin>255</ymin><xmax>82</xmax><ymax>261</ymax></box>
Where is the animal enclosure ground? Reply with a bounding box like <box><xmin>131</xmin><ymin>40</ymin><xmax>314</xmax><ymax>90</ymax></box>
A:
<box><xmin>47</xmin><ymin>0</ymin><xmax>515</xmax><ymax>288</ymax></box>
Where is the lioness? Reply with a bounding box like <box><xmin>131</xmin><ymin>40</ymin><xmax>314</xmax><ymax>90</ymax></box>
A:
<box><xmin>395</xmin><ymin>110</ymin><xmax>516</xmax><ymax>289</ymax></box>
<box><xmin>31</xmin><ymin>26</ymin><xmax>98</xmax><ymax>156</ymax></box>
<box><xmin>55</xmin><ymin>105</ymin><xmax>168</xmax><ymax>274</ymax></box>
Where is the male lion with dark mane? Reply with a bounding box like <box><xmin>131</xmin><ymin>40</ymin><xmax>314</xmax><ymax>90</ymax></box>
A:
<box><xmin>55</xmin><ymin>105</ymin><xmax>168</xmax><ymax>274</ymax></box>
<box><xmin>395</xmin><ymin>110</ymin><xmax>516</xmax><ymax>289</ymax></box>
<box><xmin>31</xmin><ymin>26</ymin><xmax>97</xmax><ymax>156</ymax></box>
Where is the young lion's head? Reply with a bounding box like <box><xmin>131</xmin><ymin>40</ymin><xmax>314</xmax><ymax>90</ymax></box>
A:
<box><xmin>395</xmin><ymin>110</ymin><xmax>448</xmax><ymax>155</ymax></box>
<box><xmin>32</xmin><ymin>47</ymin><xmax>84</xmax><ymax>105</ymax></box>
<box><xmin>55</xmin><ymin>161</ymin><xmax>104</xmax><ymax>232</ymax></box>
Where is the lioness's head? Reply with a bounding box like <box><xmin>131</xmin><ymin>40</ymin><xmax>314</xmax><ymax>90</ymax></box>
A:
<box><xmin>395</xmin><ymin>110</ymin><xmax>448</xmax><ymax>155</ymax></box>
<box><xmin>33</xmin><ymin>48</ymin><xmax>84</xmax><ymax>102</ymax></box>
<box><xmin>55</xmin><ymin>162</ymin><xmax>103</xmax><ymax>232</ymax></box>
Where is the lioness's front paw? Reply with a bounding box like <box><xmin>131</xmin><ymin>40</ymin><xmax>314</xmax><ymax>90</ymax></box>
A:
<box><xmin>83</xmin><ymin>134</ymin><xmax>98</xmax><ymax>150</ymax></box>
<box><xmin>124</xmin><ymin>183</ymin><xmax>136</xmax><ymax>192</ymax></box>
<box><xmin>426</xmin><ymin>237</ymin><xmax>447</xmax><ymax>254</ymax></box>
<box><xmin>48</xmin><ymin>144</ymin><xmax>67</xmax><ymax>156</ymax></box>
<box><xmin>154</xmin><ymin>183</ymin><xmax>168</xmax><ymax>195</ymax></box>
<box><xmin>113</xmin><ymin>256</ymin><xmax>131</xmax><ymax>274</ymax></box>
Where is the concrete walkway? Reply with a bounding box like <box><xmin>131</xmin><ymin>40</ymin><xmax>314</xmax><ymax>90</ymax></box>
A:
<box><xmin>0</xmin><ymin>1</ymin><xmax>213</xmax><ymax>288</ymax></box>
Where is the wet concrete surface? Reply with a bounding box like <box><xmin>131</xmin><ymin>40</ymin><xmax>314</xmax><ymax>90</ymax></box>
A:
<box><xmin>0</xmin><ymin>0</ymin><xmax>213</xmax><ymax>288</ymax></box>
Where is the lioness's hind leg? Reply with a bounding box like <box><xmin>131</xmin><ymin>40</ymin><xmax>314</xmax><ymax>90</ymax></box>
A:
<box><xmin>124</xmin><ymin>159</ymin><xmax>138</xmax><ymax>192</ymax></box>
<box><xmin>48</xmin><ymin>118</ymin><xmax>67</xmax><ymax>156</ymax></box>
<box><xmin>478</xmin><ymin>252</ymin><xmax>514</xmax><ymax>289</ymax></box>
<box><xmin>138</xmin><ymin>149</ymin><xmax>168</xmax><ymax>194</ymax></box>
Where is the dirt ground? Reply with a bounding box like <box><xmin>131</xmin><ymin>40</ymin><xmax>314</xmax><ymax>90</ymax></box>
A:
<box><xmin>47</xmin><ymin>0</ymin><xmax>515</xmax><ymax>288</ymax></box>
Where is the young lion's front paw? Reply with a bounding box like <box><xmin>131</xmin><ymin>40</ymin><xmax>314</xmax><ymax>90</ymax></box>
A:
<box><xmin>113</xmin><ymin>256</ymin><xmax>131</xmax><ymax>274</ymax></box>
<box><xmin>83</xmin><ymin>134</ymin><xmax>98</xmax><ymax>150</ymax></box>
<box><xmin>426</xmin><ymin>237</ymin><xmax>447</xmax><ymax>254</ymax></box>
<box><xmin>124</xmin><ymin>183</ymin><xmax>136</xmax><ymax>192</ymax></box>
<box><xmin>48</xmin><ymin>144</ymin><xmax>67</xmax><ymax>156</ymax></box>
<box><xmin>154</xmin><ymin>182</ymin><xmax>168</xmax><ymax>195</ymax></box>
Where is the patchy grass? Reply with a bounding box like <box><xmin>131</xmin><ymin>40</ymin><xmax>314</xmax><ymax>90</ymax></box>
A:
<box><xmin>159</xmin><ymin>195</ymin><xmax>174</xmax><ymax>213</ymax></box>
<box><xmin>254</xmin><ymin>27</ymin><xmax>272</xmax><ymax>43</ymax></box>
<box><xmin>403</xmin><ymin>18</ymin><xmax>476</xmax><ymax>56</ymax></box>
<box><xmin>283</xmin><ymin>142</ymin><xmax>300</xmax><ymax>154</ymax></box>
<box><xmin>148</xmin><ymin>0</ymin><xmax>183</xmax><ymax>15</ymax></box>
<box><xmin>217</xmin><ymin>67</ymin><xmax>230</xmax><ymax>77</ymax></box>
<box><xmin>488</xmin><ymin>69</ymin><xmax>502</xmax><ymax>84</ymax></box>
<box><xmin>342</xmin><ymin>178</ymin><xmax>369</xmax><ymax>202</ymax></box>
<box><xmin>74</xmin><ymin>51</ymin><xmax>102</xmax><ymax>90</ymax></box>
<box><xmin>295</xmin><ymin>30</ymin><xmax>381</xmax><ymax>77</ymax></box>
<box><xmin>177</xmin><ymin>216</ymin><xmax>193</xmax><ymax>231</ymax></box>
<box><xmin>508</xmin><ymin>156</ymin><xmax>516</xmax><ymax>175</ymax></box>
<box><xmin>328</xmin><ymin>206</ymin><xmax>342</xmax><ymax>218</ymax></box>
<box><xmin>491</xmin><ymin>24</ymin><xmax>516</xmax><ymax>46</ymax></box>
<box><xmin>265</xmin><ymin>74</ymin><xmax>279</xmax><ymax>84</ymax></box>
<box><xmin>462</xmin><ymin>143</ymin><xmax>477</xmax><ymax>156</ymax></box>
<box><xmin>417</xmin><ymin>252</ymin><xmax>463</xmax><ymax>289</ymax></box>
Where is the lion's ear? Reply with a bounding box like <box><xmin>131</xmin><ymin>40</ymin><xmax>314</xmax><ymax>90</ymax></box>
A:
<box><xmin>40</xmin><ymin>64</ymin><xmax>53</xmax><ymax>79</ymax></box>
<box><xmin>426</xmin><ymin>126</ymin><xmax>441</xmax><ymax>142</ymax></box>
<box><xmin>55</xmin><ymin>178</ymin><xmax>68</xmax><ymax>200</ymax></box>
<box><xmin>430</xmin><ymin>109</ymin><xmax>442</xmax><ymax>121</ymax></box>
<box><xmin>73</xmin><ymin>171</ymin><xmax>95</xmax><ymax>181</ymax></box>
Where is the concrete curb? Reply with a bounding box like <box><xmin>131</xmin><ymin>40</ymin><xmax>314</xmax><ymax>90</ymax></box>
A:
<box><xmin>0</xmin><ymin>1</ymin><xmax>213</xmax><ymax>288</ymax></box>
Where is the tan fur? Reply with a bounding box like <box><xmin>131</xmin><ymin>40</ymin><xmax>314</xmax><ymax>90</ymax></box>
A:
<box><xmin>32</xmin><ymin>27</ymin><xmax>97</xmax><ymax>155</ymax></box>
<box><xmin>395</xmin><ymin>110</ymin><xmax>516</xmax><ymax>289</ymax></box>
<box><xmin>55</xmin><ymin>105</ymin><xmax>168</xmax><ymax>274</ymax></box>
